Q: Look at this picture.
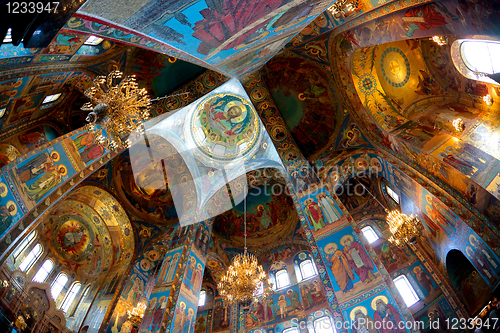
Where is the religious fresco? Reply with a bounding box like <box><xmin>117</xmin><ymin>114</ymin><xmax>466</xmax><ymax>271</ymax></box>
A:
<box><xmin>316</xmin><ymin>225</ymin><xmax>382</xmax><ymax>304</ymax></box>
<box><xmin>66</xmin><ymin>132</ymin><xmax>106</xmax><ymax>168</ymax></box>
<box><xmin>172</xmin><ymin>292</ymin><xmax>199</xmax><ymax>333</ymax></box>
<box><xmin>78</xmin><ymin>0</ymin><xmax>336</xmax><ymax>76</ymax></box>
<box><xmin>334</xmin><ymin>115</ymin><xmax>373</xmax><ymax>151</ymax></box>
<box><xmin>263</xmin><ymin>56</ymin><xmax>339</xmax><ymax>159</ymax></box>
<box><xmin>0</xmin><ymin>124</ymin><xmax>61</xmax><ymax>158</ymax></box>
<box><xmin>210</xmin><ymin>299</ymin><xmax>229</xmax><ymax>332</ymax></box>
<box><xmin>342</xmin><ymin>289</ymin><xmax>409</xmax><ymax>333</ymax></box>
<box><xmin>8</xmin><ymin>143</ymin><xmax>74</xmax><ymax>209</ymax></box>
<box><xmin>213</xmin><ymin>184</ymin><xmax>297</xmax><ymax>249</ymax></box>
<box><xmin>445</xmin><ymin>249</ymin><xmax>490</xmax><ymax>315</ymax></box>
<box><xmin>191</xmin><ymin>93</ymin><xmax>260</xmax><ymax>161</ymax></box>
<box><xmin>0</xmin><ymin>177</ymin><xmax>21</xmax><ymax>242</ymax></box>
<box><xmin>105</xmin><ymin>298</ymin><xmax>135</xmax><ymax>333</ymax></box>
<box><xmin>122</xmin><ymin>267</ymin><xmax>148</xmax><ymax>307</ymax></box>
<box><xmin>113</xmin><ymin>147</ymin><xmax>178</xmax><ymax>225</ymax></box>
<box><xmin>195</xmin><ymin>309</ymin><xmax>209</xmax><ymax>333</ymax></box>
<box><xmin>412</xmin><ymin>295</ymin><xmax>457</xmax><ymax>333</ymax></box>
<box><xmin>156</xmin><ymin>247</ymin><xmax>184</xmax><ymax>285</ymax></box>
<box><xmin>298</xmin><ymin>185</ymin><xmax>345</xmax><ymax>239</ymax></box>
<box><xmin>182</xmin><ymin>251</ymin><xmax>206</xmax><ymax>304</ymax></box>
<box><xmin>140</xmin><ymin>288</ymin><xmax>171</xmax><ymax>333</ymax></box>
<box><xmin>372</xmin><ymin>241</ymin><xmax>411</xmax><ymax>275</ymax></box>
<box><xmin>0</xmin><ymin>77</ymin><xmax>30</xmax><ymax>100</ymax></box>
<box><xmin>406</xmin><ymin>261</ymin><xmax>440</xmax><ymax>303</ymax></box>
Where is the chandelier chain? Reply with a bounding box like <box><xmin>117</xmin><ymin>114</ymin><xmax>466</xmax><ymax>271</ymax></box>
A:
<box><xmin>150</xmin><ymin>91</ymin><xmax>191</xmax><ymax>103</ymax></box>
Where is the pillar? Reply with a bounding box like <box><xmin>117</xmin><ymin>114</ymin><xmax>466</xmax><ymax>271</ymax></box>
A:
<box><xmin>136</xmin><ymin>220</ymin><xmax>213</xmax><ymax>333</ymax></box>
<box><xmin>242</xmin><ymin>72</ymin><xmax>415</xmax><ymax>330</ymax></box>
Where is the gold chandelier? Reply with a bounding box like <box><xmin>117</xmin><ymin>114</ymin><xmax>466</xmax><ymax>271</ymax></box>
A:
<box><xmin>82</xmin><ymin>70</ymin><xmax>151</xmax><ymax>150</ymax></box>
<box><xmin>127</xmin><ymin>300</ymin><xmax>147</xmax><ymax>326</ymax></box>
<box><xmin>217</xmin><ymin>196</ymin><xmax>272</xmax><ymax>312</ymax></box>
<box><xmin>386</xmin><ymin>210</ymin><xmax>421</xmax><ymax>248</ymax></box>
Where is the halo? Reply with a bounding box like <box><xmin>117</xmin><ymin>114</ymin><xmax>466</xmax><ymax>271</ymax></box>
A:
<box><xmin>150</xmin><ymin>297</ymin><xmax>158</xmax><ymax>305</ymax></box>
<box><xmin>465</xmin><ymin>246</ymin><xmax>473</xmax><ymax>257</ymax></box>
<box><xmin>50</xmin><ymin>151</ymin><xmax>60</xmax><ymax>162</ymax></box>
<box><xmin>0</xmin><ymin>183</ymin><xmax>8</xmax><ymax>197</ymax></box>
<box><xmin>350</xmin><ymin>306</ymin><xmax>368</xmax><ymax>321</ymax></box>
<box><xmin>14</xmin><ymin>80</ymin><xmax>22</xmax><ymax>88</ymax></box>
<box><xmin>6</xmin><ymin>201</ymin><xmax>17</xmax><ymax>216</ymax></box>
<box><xmin>469</xmin><ymin>234</ymin><xmax>477</xmax><ymax>245</ymax></box>
<box><xmin>371</xmin><ymin>295</ymin><xmax>389</xmax><ymax>310</ymax></box>
<box><xmin>159</xmin><ymin>296</ymin><xmax>167</xmax><ymax>303</ymax></box>
<box><xmin>324</xmin><ymin>243</ymin><xmax>338</xmax><ymax>255</ymax></box>
<box><xmin>304</xmin><ymin>198</ymin><xmax>314</xmax><ymax>205</ymax></box>
<box><xmin>180</xmin><ymin>301</ymin><xmax>186</xmax><ymax>309</ymax></box>
<box><xmin>197</xmin><ymin>263</ymin><xmax>202</xmax><ymax>270</ymax></box>
<box><xmin>340</xmin><ymin>235</ymin><xmax>354</xmax><ymax>246</ymax></box>
<box><xmin>413</xmin><ymin>266</ymin><xmax>422</xmax><ymax>274</ymax></box>
<box><xmin>426</xmin><ymin>194</ymin><xmax>433</xmax><ymax>205</ymax></box>
<box><xmin>57</xmin><ymin>165</ymin><xmax>67</xmax><ymax>176</ymax></box>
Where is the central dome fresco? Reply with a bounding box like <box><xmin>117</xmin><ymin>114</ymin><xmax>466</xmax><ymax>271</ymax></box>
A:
<box><xmin>190</xmin><ymin>93</ymin><xmax>260</xmax><ymax>161</ymax></box>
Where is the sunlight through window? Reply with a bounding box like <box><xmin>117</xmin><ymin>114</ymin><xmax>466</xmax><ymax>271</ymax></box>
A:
<box><xmin>276</xmin><ymin>270</ymin><xmax>290</xmax><ymax>289</ymax></box>
<box><xmin>19</xmin><ymin>244</ymin><xmax>42</xmax><ymax>272</ymax></box>
<box><xmin>361</xmin><ymin>226</ymin><xmax>379</xmax><ymax>244</ymax></box>
<box><xmin>394</xmin><ymin>275</ymin><xmax>419</xmax><ymax>307</ymax></box>
<box><xmin>462</xmin><ymin>41</ymin><xmax>500</xmax><ymax>74</ymax></box>
<box><xmin>61</xmin><ymin>283</ymin><xmax>81</xmax><ymax>313</ymax></box>
<box><xmin>51</xmin><ymin>274</ymin><xmax>69</xmax><ymax>300</ymax></box>
<box><xmin>198</xmin><ymin>290</ymin><xmax>206</xmax><ymax>306</ymax></box>
<box><xmin>32</xmin><ymin>260</ymin><xmax>54</xmax><ymax>283</ymax></box>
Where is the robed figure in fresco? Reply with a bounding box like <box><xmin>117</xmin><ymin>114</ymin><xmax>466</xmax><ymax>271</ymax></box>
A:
<box><xmin>372</xmin><ymin>296</ymin><xmax>405</xmax><ymax>333</ymax></box>
<box><xmin>25</xmin><ymin>166</ymin><xmax>66</xmax><ymax>202</ymax></box>
<box><xmin>16</xmin><ymin>152</ymin><xmax>58</xmax><ymax>184</ymax></box>
<box><xmin>325</xmin><ymin>243</ymin><xmax>354</xmax><ymax>293</ymax></box>
<box><xmin>0</xmin><ymin>202</ymin><xmax>15</xmax><ymax>236</ymax></box>
<box><xmin>341</xmin><ymin>235</ymin><xmax>375</xmax><ymax>283</ymax></box>
<box><xmin>304</xmin><ymin>198</ymin><xmax>326</xmax><ymax>231</ymax></box>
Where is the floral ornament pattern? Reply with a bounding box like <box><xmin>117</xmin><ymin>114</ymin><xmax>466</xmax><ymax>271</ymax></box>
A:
<box><xmin>358</xmin><ymin>73</ymin><xmax>377</xmax><ymax>95</ymax></box>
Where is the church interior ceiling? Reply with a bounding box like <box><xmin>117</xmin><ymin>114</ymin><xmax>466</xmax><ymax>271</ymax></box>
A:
<box><xmin>2</xmin><ymin>1</ymin><xmax>500</xmax><ymax>333</ymax></box>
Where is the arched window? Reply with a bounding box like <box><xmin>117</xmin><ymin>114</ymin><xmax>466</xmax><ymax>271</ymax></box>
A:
<box><xmin>394</xmin><ymin>275</ymin><xmax>419</xmax><ymax>307</ymax></box>
<box><xmin>451</xmin><ymin>39</ymin><xmax>500</xmax><ymax>85</ymax></box>
<box><xmin>386</xmin><ymin>186</ymin><xmax>399</xmax><ymax>204</ymax></box>
<box><xmin>71</xmin><ymin>285</ymin><xmax>90</xmax><ymax>316</ymax></box>
<box><xmin>299</xmin><ymin>260</ymin><xmax>318</xmax><ymax>281</ymax></box>
<box><xmin>32</xmin><ymin>259</ymin><xmax>54</xmax><ymax>283</ymax></box>
<box><xmin>294</xmin><ymin>251</ymin><xmax>317</xmax><ymax>283</ymax></box>
<box><xmin>275</xmin><ymin>269</ymin><xmax>290</xmax><ymax>290</ymax></box>
<box><xmin>310</xmin><ymin>316</ymin><xmax>336</xmax><ymax>333</ymax></box>
<box><xmin>61</xmin><ymin>283</ymin><xmax>81</xmax><ymax>313</ymax></box>
<box><xmin>13</xmin><ymin>231</ymin><xmax>37</xmax><ymax>260</ymax></box>
<box><xmin>361</xmin><ymin>226</ymin><xmax>379</xmax><ymax>244</ymax></box>
<box><xmin>19</xmin><ymin>244</ymin><xmax>42</xmax><ymax>272</ymax></box>
<box><xmin>461</xmin><ymin>40</ymin><xmax>500</xmax><ymax>75</ymax></box>
<box><xmin>51</xmin><ymin>273</ymin><xmax>69</xmax><ymax>300</ymax></box>
<box><xmin>198</xmin><ymin>290</ymin><xmax>206</xmax><ymax>307</ymax></box>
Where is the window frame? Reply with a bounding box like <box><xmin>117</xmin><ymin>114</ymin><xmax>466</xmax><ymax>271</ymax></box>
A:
<box><xmin>460</xmin><ymin>40</ymin><xmax>500</xmax><ymax>75</ymax></box>
<box><xmin>311</xmin><ymin>316</ymin><xmax>336</xmax><ymax>333</ymax></box>
<box><xmin>299</xmin><ymin>259</ymin><xmax>318</xmax><ymax>281</ymax></box>
<box><xmin>84</xmin><ymin>36</ymin><xmax>104</xmax><ymax>46</ymax></box>
<box><xmin>198</xmin><ymin>290</ymin><xmax>206</xmax><ymax>307</ymax></box>
<box><xmin>393</xmin><ymin>275</ymin><xmax>420</xmax><ymax>307</ymax></box>
<box><xmin>71</xmin><ymin>285</ymin><xmax>90</xmax><ymax>317</ymax></box>
<box><xmin>32</xmin><ymin>259</ymin><xmax>54</xmax><ymax>283</ymax></box>
<box><xmin>361</xmin><ymin>226</ymin><xmax>379</xmax><ymax>244</ymax></box>
<box><xmin>42</xmin><ymin>93</ymin><xmax>61</xmax><ymax>104</ymax></box>
<box><xmin>386</xmin><ymin>186</ymin><xmax>400</xmax><ymax>204</ymax></box>
<box><xmin>60</xmin><ymin>282</ymin><xmax>82</xmax><ymax>313</ymax></box>
<box><xmin>51</xmin><ymin>273</ymin><xmax>69</xmax><ymax>300</ymax></box>
<box><xmin>19</xmin><ymin>243</ymin><xmax>42</xmax><ymax>272</ymax></box>
<box><xmin>284</xmin><ymin>327</ymin><xmax>300</xmax><ymax>333</ymax></box>
<box><xmin>13</xmin><ymin>231</ymin><xmax>37</xmax><ymax>260</ymax></box>
<box><xmin>275</xmin><ymin>269</ymin><xmax>290</xmax><ymax>290</ymax></box>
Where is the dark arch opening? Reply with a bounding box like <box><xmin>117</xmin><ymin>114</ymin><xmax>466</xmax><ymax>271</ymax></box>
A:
<box><xmin>446</xmin><ymin>249</ymin><xmax>490</xmax><ymax>315</ymax></box>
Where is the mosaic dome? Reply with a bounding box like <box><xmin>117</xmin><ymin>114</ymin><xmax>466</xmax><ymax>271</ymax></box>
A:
<box><xmin>190</xmin><ymin>93</ymin><xmax>260</xmax><ymax>161</ymax></box>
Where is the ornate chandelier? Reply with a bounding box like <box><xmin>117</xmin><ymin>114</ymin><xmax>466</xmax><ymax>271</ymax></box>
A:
<box><xmin>386</xmin><ymin>210</ymin><xmax>421</xmax><ymax>248</ymax></box>
<box><xmin>432</xmin><ymin>36</ymin><xmax>449</xmax><ymax>46</ymax></box>
<box><xmin>82</xmin><ymin>70</ymin><xmax>151</xmax><ymax>150</ymax></box>
<box><xmin>452</xmin><ymin>118</ymin><xmax>465</xmax><ymax>133</ymax></box>
<box><xmin>127</xmin><ymin>300</ymin><xmax>147</xmax><ymax>326</ymax></box>
<box><xmin>217</xmin><ymin>196</ymin><xmax>272</xmax><ymax>313</ymax></box>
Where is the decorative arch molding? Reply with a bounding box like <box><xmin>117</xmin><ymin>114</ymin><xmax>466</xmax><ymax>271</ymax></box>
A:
<box><xmin>450</xmin><ymin>38</ymin><xmax>500</xmax><ymax>84</ymax></box>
